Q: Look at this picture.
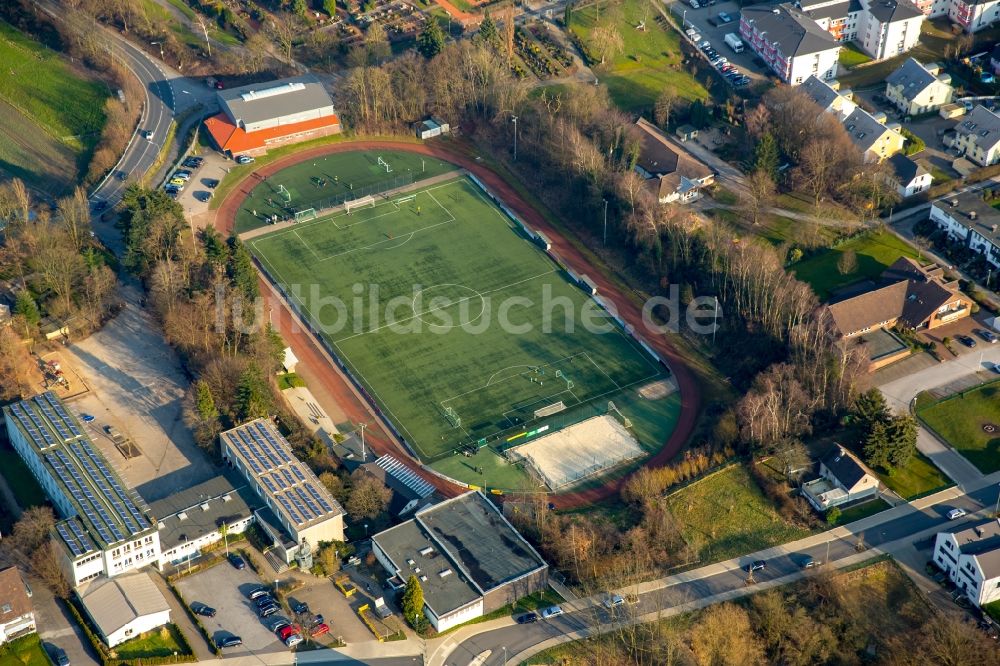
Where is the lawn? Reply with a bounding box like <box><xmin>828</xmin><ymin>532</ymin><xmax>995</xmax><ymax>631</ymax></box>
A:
<box><xmin>838</xmin><ymin>43</ymin><xmax>872</xmax><ymax>68</ymax></box>
<box><xmin>568</xmin><ymin>0</ymin><xmax>710</xmax><ymax>112</ymax></box>
<box><xmin>880</xmin><ymin>451</ymin><xmax>952</xmax><ymax>499</ymax></box>
<box><xmin>665</xmin><ymin>465</ymin><xmax>813</xmax><ymax>564</ymax></box>
<box><xmin>112</xmin><ymin>624</ymin><xmax>191</xmax><ymax>659</ymax></box>
<box><xmin>916</xmin><ymin>380</ymin><xmax>1000</xmax><ymax>474</ymax></box>
<box><xmin>234</xmin><ymin>150</ymin><xmax>455</xmax><ymax>233</ymax></box>
<box><xmin>248</xmin><ymin>171</ymin><xmax>672</xmax><ymax>467</ymax></box>
<box><xmin>830</xmin><ymin>498</ymin><xmax>891</xmax><ymax>526</ymax></box>
<box><xmin>790</xmin><ymin>230</ymin><xmax>920</xmax><ymax>299</ymax></box>
<box><xmin>0</xmin><ymin>634</ymin><xmax>50</xmax><ymax>666</ymax></box>
<box><xmin>0</xmin><ymin>20</ymin><xmax>109</xmax><ymax>194</ymax></box>
<box><xmin>0</xmin><ymin>445</ymin><xmax>50</xmax><ymax>508</ymax></box>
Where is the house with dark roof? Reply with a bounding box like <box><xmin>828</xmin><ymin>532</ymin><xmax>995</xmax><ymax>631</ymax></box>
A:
<box><xmin>739</xmin><ymin>5</ymin><xmax>842</xmax><ymax>84</ymax></box>
<box><xmin>802</xmin><ymin>446</ymin><xmax>881</xmax><ymax>511</ymax></box>
<box><xmin>629</xmin><ymin>118</ymin><xmax>715</xmax><ymax>204</ymax></box>
<box><xmin>371</xmin><ymin>491</ymin><xmax>547</xmax><ymax>632</ymax></box>
<box><xmin>949</xmin><ymin>105</ymin><xmax>1000</xmax><ymax>166</ymax></box>
<box><xmin>885</xmin><ymin>59</ymin><xmax>953</xmax><ymax>115</ymax></box>
<box><xmin>930</xmin><ymin>190</ymin><xmax>1000</xmax><ymax>268</ymax></box>
<box><xmin>204</xmin><ymin>75</ymin><xmax>342</xmax><ymax>157</ymax></box>
<box><xmin>800</xmin><ymin>76</ymin><xmax>905</xmax><ymax>161</ymax></box>
<box><xmin>933</xmin><ymin>519</ymin><xmax>1000</xmax><ymax>607</ymax></box>
<box><xmin>886</xmin><ymin>153</ymin><xmax>932</xmax><ymax>197</ymax></box>
<box><xmin>946</xmin><ymin>0</ymin><xmax>1000</xmax><ymax>33</ymax></box>
<box><xmin>0</xmin><ymin>568</ymin><xmax>34</xmax><ymax>644</ymax></box>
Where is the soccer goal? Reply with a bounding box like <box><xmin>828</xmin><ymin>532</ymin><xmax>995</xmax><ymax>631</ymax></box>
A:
<box><xmin>344</xmin><ymin>195</ymin><xmax>376</xmax><ymax>214</ymax></box>
<box><xmin>295</xmin><ymin>208</ymin><xmax>317</xmax><ymax>222</ymax></box>
<box><xmin>395</xmin><ymin>194</ymin><xmax>416</xmax><ymax>206</ymax></box>
<box><xmin>278</xmin><ymin>184</ymin><xmax>292</xmax><ymax>203</ymax></box>
<box><xmin>377</xmin><ymin>156</ymin><xmax>393</xmax><ymax>173</ymax></box>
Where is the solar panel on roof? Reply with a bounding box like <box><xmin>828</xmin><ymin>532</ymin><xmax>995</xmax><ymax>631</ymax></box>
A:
<box><xmin>77</xmin><ymin>440</ymin><xmax>148</xmax><ymax>533</ymax></box>
<box><xmin>262</xmin><ymin>476</ymin><xmax>278</xmax><ymax>493</ymax></box>
<box><xmin>377</xmin><ymin>455</ymin><xmax>435</xmax><ymax>498</ymax></box>
<box><xmin>297</xmin><ymin>486</ymin><xmax>320</xmax><ymax>517</ymax></box>
<box><xmin>44</xmin><ymin>392</ymin><xmax>82</xmax><ymax>438</ymax></box>
<box><xmin>67</xmin><ymin>519</ymin><xmax>93</xmax><ymax>552</ymax></box>
<box><xmin>277</xmin><ymin>494</ymin><xmax>303</xmax><ymax>525</ymax></box>
<box><xmin>57</xmin><ymin>523</ymin><xmax>84</xmax><ymax>557</ymax></box>
<box><xmin>38</xmin><ymin>400</ymin><xmax>72</xmax><ymax>441</ymax></box>
<box><xmin>291</xmin><ymin>465</ymin><xmax>307</xmax><ymax>483</ymax></box>
<box><xmin>305</xmin><ymin>483</ymin><xmax>335</xmax><ymax>513</ymax></box>
<box><xmin>289</xmin><ymin>489</ymin><xmax>313</xmax><ymax>521</ymax></box>
<box><xmin>20</xmin><ymin>403</ymin><xmax>56</xmax><ymax>447</ymax></box>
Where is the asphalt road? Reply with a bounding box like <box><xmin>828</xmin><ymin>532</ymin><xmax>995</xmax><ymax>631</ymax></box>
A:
<box><xmin>444</xmin><ymin>483</ymin><xmax>999</xmax><ymax>665</ymax></box>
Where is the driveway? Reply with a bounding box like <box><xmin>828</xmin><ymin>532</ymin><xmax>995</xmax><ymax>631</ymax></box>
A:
<box><xmin>33</xmin><ymin>582</ymin><xmax>100</xmax><ymax>666</ymax></box>
<box><xmin>62</xmin><ymin>281</ymin><xmax>219</xmax><ymax>502</ymax></box>
<box><xmin>174</xmin><ymin>561</ymin><xmax>282</xmax><ymax>656</ymax></box>
<box><xmin>284</xmin><ymin>573</ymin><xmax>377</xmax><ymax>645</ymax></box>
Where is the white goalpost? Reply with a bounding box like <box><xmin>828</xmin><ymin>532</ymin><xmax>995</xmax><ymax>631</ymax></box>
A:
<box><xmin>344</xmin><ymin>195</ymin><xmax>376</xmax><ymax>214</ymax></box>
<box><xmin>278</xmin><ymin>184</ymin><xmax>291</xmax><ymax>203</ymax></box>
<box><xmin>377</xmin><ymin>156</ymin><xmax>392</xmax><ymax>173</ymax></box>
<box><xmin>295</xmin><ymin>208</ymin><xmax>317</xmax><ymax>222</ymax></box>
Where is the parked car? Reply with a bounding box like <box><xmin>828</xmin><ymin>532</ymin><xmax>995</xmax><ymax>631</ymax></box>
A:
<box><xmin>700</xmin><ymin>40</ymin><xmax>711</xmax><ymax>49</ymax></box>
<box><xmin>292</xmin><ymin>601</ymin><xmax>310</xmax><ymax>615</ymax></box>
<box><xmin>689</xmin><ymin>31</ymin><xmax>702</xmax><ymax>42</ymax></box>
<box><xmin>541</xmin><ymin>605</ymin><xmax>564</xmax><ymax>619</ymax></box>
<box><xmin>193</xmin><ymin>603</ymin><xmax>216</xmax><ymax>617</ymax></box>
<box><xmin>515</xmin><ymin>612</ymin><xmax>538</xmax><ymax>624</ymax></box>
<box><xmin>310</xmin><ymin>623</ymin><xmax>330</xmax><ymax>637</ymax></box>
<box><xmin>747</xmin><ymin>560</ymin><xmax>767</xmax><ymax>573</ymax></box>
<box><xmin>249</xmin><ymin>586</ymin><xmax>271</xmax><ymax>600</ymax></box>
<box><xmin>228</xmin><ymin>553</ymin><xmax>246</xmax><ymax>569</ymax></box>
<box><xmin>271</xmin><ymin>619</ymin><xmax>291</xmax><ymax>634</ymax></box>
<box><xmin>236</xmin><ymin>155</ymin><xmax>255</xmax><ymax>165</ymax></box>
<box><xmin>254</xmin><ymin>595</ymin><xmax>275</xmax><ymax>608</ymax></box>
<box><xmin>172</xmin><ymin>172</ymin><xmax>190</xmax><ymax>181</ymax></box>
<box><xmin>206</xmin><ymin>179</ymin><xmax>219</xmax><ymax>189</ymax></box>
<box><xmin>284</xmin><ymin>634</ymin><xmax>303</xmax><ymax>648</ymax></box>
<box><xmin>957</xmin><ymin>335</ymin><xmax>977</xmax><ymax>348</ymax></box>
<box><xmin>718</xmin><ymin>11</ymin><xmax>733</xmax><ymax>22</ymax></box>
<box><xmin>217</xmin><ymin>636</ymin><xmax>242</xmax><ymax>649</ymax></box>
<box><xmin>80</xmin><ymin>413</ymin><xmax>95</xmax><ymax>423</ymax></box>
<box><xmin>259</xmin><ymin>605</ymin><xmax>280</xmax><ymax>618</ymax></box>
<box><xmin>602</xmin><ymin>594</ymin><xmax>625</xmax><ymax>609</ymax></box>
<box><xmin>278</xmin><ymin>625</ymin><xmax>297</xmax><ymax>641</ymax></box>
<box><xmin>948</xmin><ymin>508</ymin><xmax>967</xmax><ymax>520</ymax></box>
<box><xmin>975</xmin><ymin>328</ymin><xmax>997</xmax><ymax>344</ymax></box>
<box><xmin>169</xmin><ymin>177</ymin><xmax>186</xmax><ymax>187</ymax></box>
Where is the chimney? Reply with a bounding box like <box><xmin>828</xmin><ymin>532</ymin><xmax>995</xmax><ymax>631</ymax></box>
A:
<box><xmin>950</xmin><ymin>199</ymin><xmax>959</xmax><ymax>207</ymax></box>
<box><xmin>969</xmin><ymin>211</ymin><xmax>978</xmax><ymax>220</ymax></box>
<box><xmin>992</xmin><ymin>224</ymin><xmax>998</xmax><ymax>233</ymax></box>
<box><xmin>975</xmin><ymin>526</ymin><xmax>984</xmax><ymax>537</ymax></box>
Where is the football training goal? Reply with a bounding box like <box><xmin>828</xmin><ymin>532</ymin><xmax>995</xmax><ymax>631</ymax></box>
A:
<box><xmin>295</xmin><ymin>208</ymin><xmax>317</xmax><ymax>222</ymax></box>
<box><xmin>344</xmin><ymin>195</ymin><xmax>376</xmax><ymax>214</ymax></box>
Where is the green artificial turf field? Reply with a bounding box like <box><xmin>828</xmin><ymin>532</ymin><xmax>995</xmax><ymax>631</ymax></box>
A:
<box><xmin>248</xmin><ymin>175</ymin><xmax>668</xmax><ymax>462</ymax></box>
<box><xmin>235</xmin><ymin>151</ymin><xmax>456</xmax><ymax>233</ymax></box>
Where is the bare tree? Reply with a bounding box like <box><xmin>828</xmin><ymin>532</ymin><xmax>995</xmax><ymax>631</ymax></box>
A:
<box><xmin>743</xmin><ymin>168</ymin><xmax>776</xmax><ymax>225</ymax></box>
<box><xmin>269</xmin><ymin>13</ymin><xmax>300</xmax><ymax>65</ymax></box>
<box><xmin>590</xmin><ymin>24</ymin><xmax>624</xmax><ymax>65</ymax></box>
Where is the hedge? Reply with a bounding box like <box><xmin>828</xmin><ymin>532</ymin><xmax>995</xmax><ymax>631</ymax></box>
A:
<box><xmin>167</xmin><ymin>582</ymin><xmax>221</xmax><ymax>657</ymax></box>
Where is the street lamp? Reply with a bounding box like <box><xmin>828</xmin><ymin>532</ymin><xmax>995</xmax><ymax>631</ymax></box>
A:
<box><xmin>602</xmin><ymin>199</ymin><xmax>608</xmax><ymax>246</ymax></box>
<box><xmin>502</xmin><ymin>646</ymin><xmax>508</xmax><ymax>665</ymax></box>
<box><xmin>150</xmin><ymin>41</ymin><xmax>163</xmax><ymax>60</ymax></box>
<box><xmin>511</xmin><ymin>116</ymin><xmax>518</xmax><ymax>161</ymax></box>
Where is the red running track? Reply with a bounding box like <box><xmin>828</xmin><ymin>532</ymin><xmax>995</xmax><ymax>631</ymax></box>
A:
<box><xmin>215</xmin><ymin>140</ymin><xmax>702</xmax><ymax>509</ymax></box>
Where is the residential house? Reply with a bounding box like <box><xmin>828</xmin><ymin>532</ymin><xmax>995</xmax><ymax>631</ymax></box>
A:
<box><xmin>802</xmin><ymin>446</ymin><xmax>881</xmax><ymax>511</ymax></box>
<box><xmin>950</xmin><ymin>105</ymin><xmax>1000</xmax><ymax>166</ymax></box>
<box><xmin>886</xmin><ymin>153</ymin><xmax>932</xmax><ymax>197</ymax></box>
<box><xmin>929</xmin><ymin>190</ymin><xmax>1000</xmax><ymax>267</ymax></box>
<box><xmin>933</xmin><ymin>519</ymin><xmax>1000</xmax><ymax>607</ymax></box>
<box><xmin>77</xmin><ymin>573</ymin><xmax>171</xmax><ymax>647</ymax></box>
<box><xmin>794</xmin><ymin>0</ymin><xmax>925</xmax><ymax>59</ymax></box>
<box><xmin>885</xmin><ymin>58</ymin><xmax>953</xmax><ymax>115</ymax></box>
<box><xmin>371</xmin><ymin>491</ymin><xmax>547</xmax><ymax>632</ymax></box>
<box><xmin>801</xmin><ymin>76</ymin><xmax>906</xmax><ymax>160</ymax></box>
<box><xmin>739</xmin><ymin>5</ymin><xmax>842</xmax><ymax>85</ymax></box>
<box><xmin>0</xmin><ymin>568</ymin><xmax>35</xmax><ymax>644</ymax></box>
<box><xmin>629</xmin><ymin>118</ymin><xmax>715</xmax><ymax>204</ymax></box>
<box><xmin>947</xmin><ymin>0</ymin><xmax>1000</xmax><ymax>32</ymax></box>
<box><xmin>827</xmin><ymin>256</ymin><xmax>973</xmax><ymax>338</ymax></box>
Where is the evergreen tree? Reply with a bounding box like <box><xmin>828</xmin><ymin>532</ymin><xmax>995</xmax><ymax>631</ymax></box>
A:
<box><xmin>478</xmin><ymin>11</ymin><xmax>498</xmax><ymax>44</ymax></box>
<box><xmin>754</xmin><ymin>132</ymin><xmax>780</xmax><ymax>181</ymax></box>
<box><xmin>402</xmin><ymin>575</ymin><xmax>425</xmax><ymax>628</ymax></box>
<box><xmin>863</xmin><ymin>421</ymin><xmax>891</xmax><ymax>471</ymax></box>
<box><xmin>13</xmin><ymin>291</ymin><xmax>40</xmax><ymax>327</ymax></box>
<box><xmin>885</xmin><ymin>415</ymin><xmax>917</xmax><ymax>470</ymax></box>
<box><xmin>853</xmin><ymin>388</ymin><xmax>890</xmax><ymax>433</ymax></box>
<box><xmin>201</xmin><ymin>228</ymin><xmax>228</xmax><ymax>266</ymax></box>
<box><xmin>235</xmin><ymin>365</ymin><xmax>270</xmax><ymax>422</ymax></box>
<box><xmin>195</xmin><ymin>380</ymin><xmax>219</xmax><ymax>420</ymax></box>
<box><xmin>226</xmin><ymin>236</ymin><xmax>259</xmax><ymax>300</ymax></box>
<box><xmin>417</xmin><ymin>18</ymin><xmax>445</xmax><ymax>59</ymax></box>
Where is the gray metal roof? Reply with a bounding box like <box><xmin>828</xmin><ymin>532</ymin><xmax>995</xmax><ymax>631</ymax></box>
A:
<box><xmin>79</xmin><ymin>573</ymin><xmax>170</xmax><ymax>637</ymax></box>
<box><xmin>886</xmin><ymin>58</ymin><xmax>941</xmax><ymax>101</ymax></box>
<box><xmin>741</xmin><ymin>4</ymin><xmax>840</xmax><ymax>57</ymax></box>
<box><xmin>949</xmin><ymin>519</ymin><xmax>1000</xmax><ymax>578</ymax></box>
<box><xmin>4</xmin><ymin>392</ymin><xmax>155</xmax><ymax>551</ymax></box>
<box><xmin>148</xmin><ymin>474</ymin><xmax>259</xmax><ymax>553</ymax></box>
<box><xmin>218</xmin><ymin>75</ymin><xmax>333</xmax><ymax>127</ymax></box>
<box><xmin>935</xmin><ymin>190</ymin><xmax>1000</xmax><ymax>245</ymax></box>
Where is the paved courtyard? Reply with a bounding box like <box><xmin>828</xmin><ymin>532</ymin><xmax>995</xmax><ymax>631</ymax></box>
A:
<box><xmin>62</xmin><ymin>281</ymin><xmax>219</xmax><ymax>502</ymax></box>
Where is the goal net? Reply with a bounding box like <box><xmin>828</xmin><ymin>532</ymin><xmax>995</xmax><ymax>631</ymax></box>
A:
<box><xmin>295</xmin><ymin>208</ymin><xmax>317</xmax><ymax>222</ymax></box>
<box><xmin>278</xmin><ymin>184</ymin><xmax>292</xmax><ymax>203</ymax></box>
<box><xmin>345</xmin><ymin>195</ymin><xmax>376</xmax><ymax>214</ymax></box>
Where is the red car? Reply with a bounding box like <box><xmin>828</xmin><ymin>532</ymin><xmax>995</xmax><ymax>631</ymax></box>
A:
<box><xmin>278</xmin><ymin>625</ymin><xmax>297</xmax><ymax>641</ymax></box>
<box><xmin>310</xmin><ymin>623</ymin><xmax>330</xmax><ymax>637</ymax></box>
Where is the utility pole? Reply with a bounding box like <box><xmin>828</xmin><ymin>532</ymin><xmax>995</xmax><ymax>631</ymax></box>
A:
<box><xmin>602</xmin><ymin>199</ymin><xmax>608</xmax><ymax>245</ymax></box>
<box><xmin>359</xmin><ymin>422</ymin><xmax>367</xmax><ymax>462</ymax></box>
<box><xmin>511</xmin><ymin>116</ymin><xmax>518</xmax><ymax>161</ymax></box>
<box><xmin>712</xmin><ymin>296</ymin><xmax>719</xmax><ymax>345</ymax></box>
<box><xmin>150</xmin><ymin>41</ymin><xmax>163</xmax><ymax>60</ymax></box>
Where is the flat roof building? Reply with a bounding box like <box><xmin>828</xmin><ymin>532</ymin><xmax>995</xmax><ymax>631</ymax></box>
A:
<box><xmin>3</xmin><ymin>392</ymin><xmax>159</xmax><ymax>588</ymax></box>
<box><xmin>372</xmin><ymin>491</ymin><xmax>547</xmax><ymax>632</ymax></box>
<box><xmin>220</xmin><ymin>419</ymin><xmax>345</xmax><ymax>566</ymax></box>
<box><xmin>205</xmin><ymin>74</ymin><xmax>342</xmax><ymax>156</ymax></box>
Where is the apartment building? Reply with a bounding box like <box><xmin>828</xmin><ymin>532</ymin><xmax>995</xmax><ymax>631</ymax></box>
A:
<box><xmin>798</xmin><ymin>0</ymin><xmax>925</xmax><ymax>59</ymax></box>
<box><xmin>929</xmin><ymin>191</ymin><xmax>1000</xmax><ymax>268</ymax></box>
<box><xmin>740</xmin><ymin>5</ymin><xmax>842</xmax><ymax>84</ymax></box>
<box><xmin>801</xmin><ymin>75</ymin><xmax>906</xmax><ymax>161</ymax></box>
<box><xmin>950</xmin><ymin>105</ymin><xmax>1000</xmax><ymax>167</ymax></box>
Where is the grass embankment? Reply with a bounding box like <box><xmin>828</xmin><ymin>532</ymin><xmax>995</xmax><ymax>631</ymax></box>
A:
<box><xmin>916</xmin><ymin>381</ymin><xmax>1000</xmax><ymax>474</ymax></box>
<box><xmin>790</xmin><ymin>230</ymin><xmax>920</xmax><ymax>299</ymax></box>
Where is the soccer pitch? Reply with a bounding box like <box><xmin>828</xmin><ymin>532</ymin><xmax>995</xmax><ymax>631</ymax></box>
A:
<box><xmin>248</xmin><ymin>176</ymin><xmax>667</xmax><ymax>461</ymax></box>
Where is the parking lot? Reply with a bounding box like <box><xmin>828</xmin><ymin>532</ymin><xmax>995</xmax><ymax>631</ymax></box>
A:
<box><xmin>669</xmin><ymin>0</ymin><xmax>770</xmax><ymax>84</ymax></box>
<box><xmin>174</xmin><ymin>561</ymin><xmax>282</xmax><ymax>656</ymax></box>
<box><xmin>63</xmin><ymin>283</ymin><xmax>219</xmax><ymax>502</ymax></box>
<box><xmin>171</xmin><ymin>150</ymin><xmax>230</xmax><ymax>221</ymax></box>
<box><xmin>284</xmin><ymin>572</ymin><xmax>383</xmax><ymax>645</ymax></box>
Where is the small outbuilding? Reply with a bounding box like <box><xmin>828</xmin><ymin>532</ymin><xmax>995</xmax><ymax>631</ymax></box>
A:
<box><xmin>77</xmin><ymin>573</ymin><xmax>171</xmax><ymax>647</ymax></box>
<box><xmin>414</xmin><ymin>117</ymin><xmax>451</xmax><ymax>140</ymax></box>
<box><xmin>675</xmin><ymin>124</ymin><xmax>699</xmax><ymax>141</ymax></box>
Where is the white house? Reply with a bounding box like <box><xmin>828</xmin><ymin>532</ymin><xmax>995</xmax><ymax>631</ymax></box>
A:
<box><xmin>629</xmin><ymin>118</ymin><xmax>715</xmax><ymax>204</ymax></box>
<box><xmin>933</xmin><ymin>519</ymin><xmax>1000</xmax><ymax>607</ymax></box>
<box><xmin>802</xmin><ymin>446</ymin><xmax>881</xmax><ymax>511</ymax></box>
<box><xmin>740</xmin><ymin>5</ymin><xmax>842</xmax><ymax>85</ymax></box>
<box><xmin>796</xmin><ymin>0</ymin><xmax>925</xmax><ymax>59</ymax></box>
<box><xmin>947</xmin><ymin>0</ymin><xmax>1000</xmax><ymax>32</ymax></box>
<box><xmin>885</xmin><ymin>59</ymin><xmax>953</xmax><ymax>115</ymax></box>
<box><xmin>886</xmin><ymin>153</ymin><xmax>932</xmax><ymax>197</ymax></box>
<box><xmin>950</xmin><ymin>105</ymin><xmax>1000</xmax><ymax>167</ymax></box>
<box><xmin>0</xmin><ymin>568</ymin><xmax>35</xmax><ymax>645</ymax></box>
<box><xmin>929</xmin><ymin>191</ymin><xmax>1000</xmax><ymax>267</ymax></box>
<box><xmin>77</xmin><ymin>573</ymin><xmax>171</xmax><ymax>647</ymax></box>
